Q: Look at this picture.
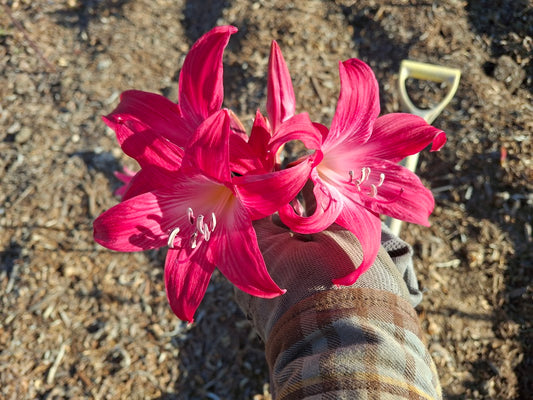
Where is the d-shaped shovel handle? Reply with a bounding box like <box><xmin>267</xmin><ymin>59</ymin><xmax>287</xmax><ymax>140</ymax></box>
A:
<box><xmin>398</xmin><ymin>60</ymin><xmax>461</xmax><ymax>126</ymax></box>
<box><xmin>387</xmin><ymin>60</ymin><xmax>461</xmax><ymax>236</ymax></box>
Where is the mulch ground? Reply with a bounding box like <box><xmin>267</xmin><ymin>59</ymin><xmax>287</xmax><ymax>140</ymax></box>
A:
<box><xmin>1</xmin><ymin>0</ymin><xmax>532</xmax><ymax>399</ymax></box>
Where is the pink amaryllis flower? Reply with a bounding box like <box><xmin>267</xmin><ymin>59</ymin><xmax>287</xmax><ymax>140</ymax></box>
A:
<box><xmin>94</xmin><ymin>109</ymin><xmax>314</xmax><ymax>322</ymax></box>
<box><xmin>102</xmin><ymin>25</ymin><xmax>240</xmax><ymax>200</ymax></box>
<box><xmin>275</xmin><ymin>55</ymin><xmax>446</xmax><ymax>285</ymax></box>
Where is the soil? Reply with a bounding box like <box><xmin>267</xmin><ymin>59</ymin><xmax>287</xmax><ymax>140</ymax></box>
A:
<box><xmin>1</xmin><ymin>0</ymin><xmax>532</xmax><ymax>399</ymax></box>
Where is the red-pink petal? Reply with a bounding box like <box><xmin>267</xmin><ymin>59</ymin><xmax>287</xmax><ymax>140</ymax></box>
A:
<box><xmin>269</xmin><ymin>113</ymin><xmax>322</xmax><ymax>155</ymax></box>
<box><xmin>93</xmin><ymin>191</ymin><xmax>169</xmax><ymax>251</ymax></box>
<box><xmin>363</xmin><ymin>113</ymin><xmax>446</xmax><ymax>163</ymax></box>
<box><xmin>333</xmin><ymin>204</ymin><xmax>381</xmax><ymax>285</ymax></box>
<box><xmin>248</xmin><ymin>110</ymin><xmax>272</xmax><ymax>155</ymax></box>
<box><xmin>354</xmin><ymin>158</ymin><xmax>435</xmax><ymax>226</ymax></box>
<box><xmin>165</xmin><ymin>246</ymin><xmax>216</xmax><ymax>322</ymax></box>
<box><xmin>95</xmin><ymin>173</ymin><xmax>223</xmax><ymax>251</ymax></box>
<box><xmin>229</xmin><ymin>109</ymin><xmax>248</xmax><ymax>140</ymax></box>
<box><xmin>234</xmin><ymin>153</ymin><xmax>317</xmax><ymax>219</ymax></box>
<box><xmin>229</xmin><ymin>111</ymin><xmax>273</xmax><ymax>174</ymax></box>
<box><xmin>229</xmin><ymin>134</ymin><xmax>264</xmax><ymax>175</ymax></box>
<box><xmin>178</xmin><ymin>26</ymin><xmax>237</xmax><ymax>126</ymax></box>
<box><xmin>120</xmin><ymin>166</ymin><xmax>177</xmax><ymax>201</ymax></box>
<box><xmin>184</xmin><ymin>109</ymin><xmax>231</xmax><ymax>183</ymax></box>
<box><xmin>103</xmin><ymin>115</ymin><xmax>184</xmax><ymax>172</ymax></box>
<box><xmin>267</xmin><ymin>41</ymin><xmax>296</xmax><ymax>132</ymax></box>
<box><xmin>106</xmin><ymin>90</ymin><xmax>193</xmax><ymax>147</ymax></box>
<box><xmin>325</xmin><ymin>59</ymin><xmax>380</xmax><ymax>150</ymax></box>
<box><xmin>210</xmin><ymin>202</ymin><xmax>284</xmax><ymax>298</ymax></box>
<box><xmin>279</xmin><ymin>171</ymin><xmax>343</xmax><ymax>234</ymax></box>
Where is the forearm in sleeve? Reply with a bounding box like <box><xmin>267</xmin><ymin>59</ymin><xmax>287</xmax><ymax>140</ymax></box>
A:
<box><xmin>265</xmin><ymin>288</ymin><xmax>442</xmax><ymax>400</ymax></box>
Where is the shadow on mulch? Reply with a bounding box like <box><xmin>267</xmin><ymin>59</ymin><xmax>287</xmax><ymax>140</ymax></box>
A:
<box><xmin>466</xmin><ymin>0</ymin><xmax>533</xmax><ymax>93</ymax></box>
<box><xmin>70</xmin><ymin>150</ymin><xmax>125</xmax><ymax>194</ymax></box>
<box><xmin>52</xmin><ymin>0</ymin><xmax>132</xmax><ymax>42</ymax></box>
<box><xmin>419</xmin><ymin>125</ymin><xmax>533</xmax><ymax>397</ymax></box>
<box><xmin>466</xmin><ymin>3</ymin><xmax>533</xmax><ymax>394</ymax></box>
<box><xmin>183</xmin><ymin>0</ymin><xmax>232</xmax><ymax>42</ymax></box>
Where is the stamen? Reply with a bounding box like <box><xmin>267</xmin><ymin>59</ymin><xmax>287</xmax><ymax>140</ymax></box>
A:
<box><xmin>167</xmin><ymin>227</ymin><xmax>180</xmax><ymax>248</ymax></box>
<box><xmin>190</xmin><ymin>232</ymin><xmax>198</xmax><ymax>249</ymax></box>
<box><xmin>209</xmin><ymin>212</ymin><xmax>217</xmax><ymax>232</ymax></box>
<box><xmin>377</xmin><ymin>173</ymin><xmax>385</xmax><ymax>187</ymax></box>
<box><xmin>348</xmin><ymin>170</ymin><xmax>354</xmax><ymax>183</ymax></box>
<box><xmin>196</xmin><ymin>215</ymin><xmax>205</xmax><ymax>234</ymax></box>
<box><xmin>203</xmin><ymin>227</ymin><xmax>211</xmax><ymax>242</ymax></box>
<box><xmin>363</xmin><ymin>167</ymin><xmax>371</xmax><ymax>181</ymax></box>
<box><xmin>356</xmin><ymin>167</ymin><xmax>371</xmax><ymax>185</ymax></box>
<box><xmin>187</xmin><ymin>207</ymin><xmax>195</xmax><ymax>224</ymax></box>
<box><xmin>369</xmin><ymin>184</ymin><xmax>377</xmax><ymax>197</ymax></box>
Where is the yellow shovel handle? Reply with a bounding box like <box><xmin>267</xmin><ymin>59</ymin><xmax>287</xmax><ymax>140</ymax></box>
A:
<box><xmin>398</xmin><ymin>60</ymin><xmax>461</xmax><ymax>125</ymax></box>
<box><xmin>387</xmin><ymin>60</ymin><xmax>461</xmax><ymax>236</ymax></box>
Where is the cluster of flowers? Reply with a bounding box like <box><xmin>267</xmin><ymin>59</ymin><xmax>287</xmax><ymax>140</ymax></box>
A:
<box><xmin>94</xmin><ymin>26</ymin><xmax>446</xmax><ymax>322</ymax></box>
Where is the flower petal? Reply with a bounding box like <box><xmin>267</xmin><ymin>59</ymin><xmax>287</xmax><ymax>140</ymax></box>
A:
<box><xmin>248</xmin><ymin>110</ymin><xmax>272</xmax><ymax>155</ymax></box>
<box><xmin>178</xmin><ymin>26</ymin><xmax>237</xmax><ymax>126</ymax></box>
<box><xmin>229</xmin><ymin>134</ymin><xmax>261</xmax><ymax>175</ymax></box>
<box><xmin>165</xmin><ymin>246</ymin><xmax>216</xmax><ymax>322</ymax></box>
<box><xmin>120</xmin><ymin>166</ymin><xmax>177</xmax><ymax>201</ymax></box>
<box><xmin>267</xmin><ymin>41</ymin><xmax>296</xmax><ymax>132</ymax></box>
<box><xmin>325</xmin><ymin>58</ymin><xmax>380</xmax><ymax>150</ymax></box>
<box><xmin>184</xmin><ymin>109</ymin><xmax>231</xmax><ymax>183</ymax></box>
<box><xmin>333</xmin><ymin>204</ymin><xmax>381</xmax><ymax>286</ymax></box>
<box><xmin>93</xmin><ymin>191</ymin><xmax>169</xmax><ymax>251</ymax></box>
<box><xmin>362</xmin><ymin>113</ymin><xmax>446</xmax><ymax>163</ymax></box>
<box><xmin>279</xmin><ymin>171</ymin><xmax>343</xmax><ymax>234</ymax></box>
<box><xmin>229</xmin><ymin>109</ymin><xmax>248</xmax><ymax>140</ymax></box>
<box><xmin>210</xmin><ymin>201</ymin><xmax>285</xmax><ymax>298</ymax></box>
<box><xmin>269</xmin><ymin>113</ymin><xmax>322</xmax><ymax>155</ymax></box>
<box><xmin>353</xmin><ymin>158</ymin><xmax>435</xmax><ymax>226</ymax></box>
<box><xmin>95</xmin><ymin>171</ymin><xmax>224</xmax><ymax>251</ymax></box>
<box><xmin>229</xmin><ymin>111</ymin><xmax>273</xmax><ymax>174</ymax></box>
<box><xmin>102</xmin><ymin>115</ymin><xmax>184</xmax><ymax>171</ymax></box>
<box><xmin>234</xmin><ymin>153</ymin><xmax>317</xmax><ymax>219</ymax></box>
<box><xmin>106</xmin><ymin>90</ymin><xmax>193</xmax><ymax>147</ymax></box>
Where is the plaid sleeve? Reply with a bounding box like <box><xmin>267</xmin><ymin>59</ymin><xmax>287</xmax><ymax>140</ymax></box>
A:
<box><xmin>265</xmin><ymin>288</ymin><xmax>442</xmax><ymax>400</ymax></box>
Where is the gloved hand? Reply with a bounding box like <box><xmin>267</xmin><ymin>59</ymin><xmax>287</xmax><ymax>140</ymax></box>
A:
<box><xmin>235</xmin><ymin>217</ymin><xmax>421</xmax><ymax>342</ymax></box>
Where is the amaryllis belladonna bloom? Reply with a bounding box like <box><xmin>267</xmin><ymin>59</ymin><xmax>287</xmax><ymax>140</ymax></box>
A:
<box><xmin>272</xmin><ymin>52</ymin><xmax>446</xmax><ymax>286</ymax></box>
<box><xmin>94</xmin><ymin>110</ymin><xmax>316</xmax><ymax>321</ymax></box>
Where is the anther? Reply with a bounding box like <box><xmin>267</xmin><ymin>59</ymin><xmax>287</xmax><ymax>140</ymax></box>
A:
<box><xmin>356</xmin><ymin>167</ymin><xmax>371</xmax><ymax>185</ymax></box>
<box><xmin>190</xmin><ymin>232</ymin><xmax>198</xmax><ymax>249</ymax></box>
<box><xmin>203</xmin><ymin>227</ymin><xmax>211</xmax><ymax>242</ymax></box>
<box><xmin>196</xmin><ymin>215</ymin><xmax>205</xmax><ymax>234</ymax></box>
<box><xmin>369</xmin><ymin>184</ymin><xmax>377</xmax><ymax>197</ymax></box>
<box><xmin>209</xmin><ymin>212</ymin><xmax>217</xmax><ymax>232</ymax></box>
<box><xmin>363</xmin><ymin>167</ymin><xmax>371</xmax><ymax>181</ymax></box>
<box><xmin>187</xmin><ymin>207</ymin><xmax>195</xmax><ymax>224</ymax></box>
<box><xmin>377</xmin><ymin>173</ymin><xmax>385</xmax><ymax>187</ymax></box>
<box><xmin>167</xmin><ymin>227</ymin><xmax>180</xmax><ymax>248</ymax></box>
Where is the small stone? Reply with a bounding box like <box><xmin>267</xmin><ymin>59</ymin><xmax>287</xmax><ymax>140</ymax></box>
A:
<box><xmin>493</xmin><ymin>55</ymin><xmax>526</xmax><ymax>93</ymax></box>
<box><xmin>14</xmin><ymin>73</ymin><xmax>34</xmax><ymax>95</ymax></box>
<box><xmin>7</xmin><ymin>121</ymin><xmax>21</xmax><ymax>134</ymax></box>
<box><xmin>427</xmin><ymin>320</ymin><xmax>442</xmax><ymax>336</ymax></box>
<box><xmin>15</xmin><ymin>127</ymin><xmax>32</xmax><ymax>144</ymax></box>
